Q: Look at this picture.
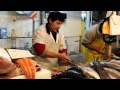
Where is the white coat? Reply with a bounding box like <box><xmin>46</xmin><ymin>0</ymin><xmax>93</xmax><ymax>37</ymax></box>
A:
<box><xmin>32</xmin><ymin>24</ymin><xmax>66</xmax><ymax>70</ymax></box>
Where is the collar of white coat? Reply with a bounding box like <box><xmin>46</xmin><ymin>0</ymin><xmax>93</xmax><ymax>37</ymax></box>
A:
<box><xmin>50</xmin><ymin>32</ymin><xmax>59</xmax><ymax>43</ymax></box>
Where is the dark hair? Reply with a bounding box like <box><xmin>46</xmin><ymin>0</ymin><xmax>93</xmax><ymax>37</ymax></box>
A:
<box><xmin>99</xmin><ymin>17</ymin><xmax>110</xmax><ymax>33</ymax></box>
<box><xmin>47</xmin><ymin>11</ymin><xmax>66</xmax><ymax>22</ymax></box>
<box><xmin>102</xmin><ymin>17</ymin><xmax>110</xmax><ymax>23</ymax></box>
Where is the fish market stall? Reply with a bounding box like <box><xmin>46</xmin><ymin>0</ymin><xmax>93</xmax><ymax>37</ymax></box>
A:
<box><xmin>51</xmin><ymin>59</ymin><xmax>120</xmax><ymax>79</ymax></box>
<box><xmin>0</xmin><ymin>48</ymin><xmax>51</xmax><ymax>79</ymax></box>
<box><xmin>1</xmin><ymin>48</ymin><xmax>120</xmax><ymax>79</ymax></box>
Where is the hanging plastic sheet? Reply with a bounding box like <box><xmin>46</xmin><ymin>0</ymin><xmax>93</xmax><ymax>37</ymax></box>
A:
<box><xmin>16</xmin><ymin>11</ymin><xmax>38</xmax><ymax>19</ymax></box>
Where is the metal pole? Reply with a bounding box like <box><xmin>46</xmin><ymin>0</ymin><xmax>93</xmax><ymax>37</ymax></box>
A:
<box><xmin>85</xmin><ymin>11</ymin><xmax>90</xmax><ymax>31</ymax></box>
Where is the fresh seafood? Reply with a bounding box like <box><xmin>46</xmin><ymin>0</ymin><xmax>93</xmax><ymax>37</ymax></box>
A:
<box><xmin>82</xmin><ymin>67</ymin><xmax>100</xmax><ymax>79</ymax></box>
<box><xmin>104</xmin><ymin>67</ymin><xmax>120</xmax><ymax>79</ymax></box>
<box><xmin>89</xmin><ymin>59</ymin><xmax>111</xmax><ymax>79</ymax></box>
<box><xmin>101</xmin><ymin>62</ymin><xmax>120</xmax><ymax>72</ymax></box>
<box><xmin>0</xmin><ymin>56</ymin><xmax>16</xmax><ymax>74</ymax></box>
<box><xmin>16</xmin><ymin>58</ymin><xmax>41</xmax><ymax>79</ymax></box>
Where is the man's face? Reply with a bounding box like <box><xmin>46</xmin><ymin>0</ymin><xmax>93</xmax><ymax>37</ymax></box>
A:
<box><xmin>49</xmin><ymin>19</ymin><xmax>63</xmax><ymax>32</ymax></box>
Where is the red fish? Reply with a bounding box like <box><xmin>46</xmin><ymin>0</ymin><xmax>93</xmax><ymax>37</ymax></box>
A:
<box><xmin>16</xmin><ymin>58</ymin><xmax>39</xmax><ymax>79</ymax></box>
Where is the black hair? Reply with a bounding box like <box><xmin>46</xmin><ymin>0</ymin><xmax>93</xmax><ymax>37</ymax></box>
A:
<box><xmin>102</xmin><ymin>17</ymin><xmax>110</xmax><ymax>23</ymax></box>
<box><xmin>47</xmin><ymin>11</ymin><xmax>66</xmax><ymax>22</ymax></box>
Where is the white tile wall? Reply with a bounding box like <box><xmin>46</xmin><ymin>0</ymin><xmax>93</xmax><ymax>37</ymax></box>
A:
<box><xmin>16</xmin><ymin>38</ymin><xmax>32</xmax><ymax>49</ymax></box>
<box><xmin>65</xmin><ymin>36</ymin><xmax>80</xmax><ymax>55</ymax></box>
<box><xmin>59</xmin><ymin>11</ymin><xmax>81</xmax><ymax>37</ymax></box>
<box><xmin>0</xmin><ymin>39</ymin><xmax>11</xmax><ymax>48</ymax></box>
<box><xmin>0</xmin><ymin>11</ymin><xmax>40</xmax><ymax>49</ymax></box>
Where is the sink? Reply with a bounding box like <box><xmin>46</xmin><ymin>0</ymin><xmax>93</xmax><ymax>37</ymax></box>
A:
<box><xmin>69</xmin><ymin>53</ymin><xmax>85</xmax><ymax>63</ymax></box>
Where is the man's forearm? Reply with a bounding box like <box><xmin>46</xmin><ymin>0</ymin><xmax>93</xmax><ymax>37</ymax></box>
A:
<box><xmin>44</xmin><ymin>50</ymin><xmax>62</xmax><ymax>58</ymax></box>
<box><xmin>83</xmin><ymin>44</ymin><xmax>104</xmax><ymax>54</ymax></box>
<box><xmin>44</xmin><ymin>50</ymin><xmax>71</xmax><ymax>62</ymax></box>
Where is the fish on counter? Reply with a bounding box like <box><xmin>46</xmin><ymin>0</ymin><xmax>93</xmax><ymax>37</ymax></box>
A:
<box><xmin>52</xmin><ymin>59</ymin><xmax>105</xmax><ymax>79</ymax></box>
<box><xmin>100</xmin><ymin>61</ymin><xmax>120</xmax><ymax>72</ymax></box>
<box><xmin>89</xmin><ymin>59</ymin><xmax>111</xmax><ymax>79</ymax></box>
<box><xmin>109</xmin><ymin>59</ymin><xmax>120</xmax><ymax>65</ymax></box>
<box><xmin>103</xmin><ymin>67</ymin><xmax>120</xmax><ymax>79</ymax></box>
<box><xmin>82</xmin><ymin>67</ymin><xmax>100</xmax><ymax>79</ymax></box>
<box><xmin>51</xmin><ymin>66</ymin><xmax>71</xmax><ymax>77</ymax></box>
<box><xmin>15</xmin><ymin>58</ymin><xmax>41</xmax><ymax>79</ymax></box>
<box><xmin>0</xmin><ymin>56</ymin><xmax>20</xmax><ymax>79</ymax></box>
<box><xmin>51</xmin><ymin>58</ymin><xmax>120</xmax><ymax>79</ymax></box>
<box><xmin>2</xmin><ymin>54</ymin><xmax>120</xmax><ymax>79</ymax></box>
<box><xmin>52</xmin><ymin>66</ymin><xmax>90</xmax><ymax>79</ymax></box>
<box><xmin>0</xmin><ymin>56</ymin><xmax>42</xmax><ymax>79</ymax></box>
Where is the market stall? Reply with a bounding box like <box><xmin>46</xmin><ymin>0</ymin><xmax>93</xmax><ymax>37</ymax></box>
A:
<box><xmin>51</xmin><ymin>59</ymin><xmax>120</xmax><ymax>79</ymax></box>
<box><xmin>0</xmin><ymin>48</ymin><xmax>51</xmax><ymax>79</ymax></box>
<box><xmin>1</xmin><ymin>47</ymin><xmax>120</xmax><ymax>79</ymax></box>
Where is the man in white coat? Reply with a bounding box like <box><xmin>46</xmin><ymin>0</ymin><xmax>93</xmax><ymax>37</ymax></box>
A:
<box><xmin>32</xmin><ymin>11</ymin><xmax>71</xmax><ymax>70</ymax></box>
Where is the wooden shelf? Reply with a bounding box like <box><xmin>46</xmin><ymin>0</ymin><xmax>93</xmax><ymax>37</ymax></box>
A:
<box><xmin>0</xmin><ymin>37</ymin><xmax>32</xmax><ymax>39</ymax></box>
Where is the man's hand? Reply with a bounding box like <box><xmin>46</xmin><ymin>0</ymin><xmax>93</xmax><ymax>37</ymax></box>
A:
<box><xmin>96</xmin><ymin>49</ymin><xmax>105</xmax><ymax>54</ymax></box>
<box><xmin>58</xmin><ymin>54</ymin><xmax>71</xmax><ymax>63</ymax></box>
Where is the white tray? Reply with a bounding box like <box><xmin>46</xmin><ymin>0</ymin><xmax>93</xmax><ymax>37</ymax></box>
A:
<box><xmin>7</xmin><ymin>49</ymin><xmax>34</xmax><ymax>59</ymax></box>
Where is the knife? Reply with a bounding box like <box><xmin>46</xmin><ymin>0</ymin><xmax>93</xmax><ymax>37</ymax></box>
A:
<box><xmin>68</xmin><ymin>59</ymin><xmax>83</xmax><ymax>68</ymax></box>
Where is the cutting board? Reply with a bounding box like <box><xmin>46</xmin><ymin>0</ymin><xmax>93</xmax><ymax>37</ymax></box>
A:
<box><xmin>51</xmin><ymin>66</ymin><xmax>71</xmax><ymax>72</ymax></box>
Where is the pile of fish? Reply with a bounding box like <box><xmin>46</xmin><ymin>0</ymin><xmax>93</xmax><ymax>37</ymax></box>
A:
<box><xmin>0</xmin><ymin>56</ymin><xmax>41</xmax><ymax>79</ymax></box>
<box><xmin>52</xmin><ymin>59</ymin><xmax>120</xmax><ymax>79</ymax></box>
